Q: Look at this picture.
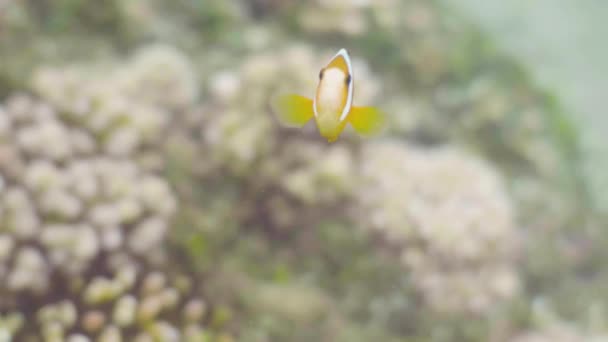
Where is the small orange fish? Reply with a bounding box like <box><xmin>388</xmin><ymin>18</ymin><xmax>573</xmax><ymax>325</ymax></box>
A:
<box><xmin>271</xmin><ymin>48</ymin><xmax>386</xmax><ymax>142</ymax></box>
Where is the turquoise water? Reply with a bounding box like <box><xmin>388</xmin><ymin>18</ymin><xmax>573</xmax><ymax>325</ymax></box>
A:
<box><xmin>447</xmin><ymin>0</ymin><xmax>608</xmax><ymax>211</ymax></box>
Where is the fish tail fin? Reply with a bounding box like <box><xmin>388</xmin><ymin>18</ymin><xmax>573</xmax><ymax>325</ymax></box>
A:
<box><xmin>348</xmin><ymin>106</ymin><xmax>386</xmax><ymax>137</ymax></box>
<box><xmin>271</xmin><ymin>94</ymin><xmax>314</xmax><ymax>127</ymax></box>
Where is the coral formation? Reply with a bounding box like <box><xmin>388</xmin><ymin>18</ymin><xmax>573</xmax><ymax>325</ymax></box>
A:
<box><xmin>357</xmin><ymin>140</ymin><xmax>520</xmax><ymax>315</ymax></box>
<box><xmin>199</xmin><ymin>44</ymin><xmax>380</xmax><ymax>177</ymax></box>
<box><xmin>0</xmin><ymin>0</ymin><xmax>597</xmax><ymax>340</ymax></box>
<box><xmin>0</xmin><ymin>46</ymin><xmax>213</xmax><ymax>341</ymax></box>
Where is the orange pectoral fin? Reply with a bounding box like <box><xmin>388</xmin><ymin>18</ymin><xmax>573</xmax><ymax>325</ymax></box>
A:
<box><xmin>348</xmin><ymin>106</ymin><xmax>386</xmax><ymax>137</ymax></box>
<box><xmin>271</xmin><ymin>94</ymin><xmax>314</xmax><ymax>127</ymax></box>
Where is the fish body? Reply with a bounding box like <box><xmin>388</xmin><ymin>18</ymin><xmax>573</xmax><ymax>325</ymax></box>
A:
<box><xmin>272</xmin><ymin>48</ymin><xmax>385</xmax><ymax>142</ymax></box>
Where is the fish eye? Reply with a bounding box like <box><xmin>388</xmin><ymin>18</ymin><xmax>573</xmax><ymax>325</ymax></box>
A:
<box><xmin>345</xmin><ymin>74</ymin><xmax>351</xmax><ymax>85</ymax></box>
<box><xmin>319</xmin><ymin>69</ymin><xmax>324</xmax><ymax>80</ymax></box>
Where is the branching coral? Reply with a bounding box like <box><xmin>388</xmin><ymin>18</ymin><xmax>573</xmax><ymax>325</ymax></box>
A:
<box><xmin>0</xmin><ymin>45</ymin><xmax>215</xmax><ymax>341</ymax></box>
<box><xmin>204</xmin><ymin>44</ymin><xmax>379</xmax><ymax>170</ymax></box>
<box><xmin>297</xmin><ymin>0</ymin><xmax>401</xmax><ymax>36</ymax></box>
<box><xmin>0</xmin><ymin>0</ymin><xmax>591</xmax><ymax>340</ymax></box>
<box><xmin>183</xmin><ymin>45</ymin><xmax>381</xmax><ymax>233</ymax></box>
<box><xmin>356</xmin><ymin>140</ymin><xmax>521</xmax><ymax>315</ymax></box>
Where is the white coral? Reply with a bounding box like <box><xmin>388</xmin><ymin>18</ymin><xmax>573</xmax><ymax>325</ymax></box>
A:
<box><xmin>120</xmin><ymin>44</ymin><xmax>198</xmax><ymax>110</ymax></box>
<box><xmin>0</xmin><ymin>42</ymin><xmax>207</xmax><ymax>342</ymax></box>
<box><xmin>0</xmin><ymin>45</ymin><xmax>180</xmax><ymax>315</ymax></box>
<box><xmin>358</xmin><ymin>140</ymin><xmax>520</xmax><ymax>314</ymax></box>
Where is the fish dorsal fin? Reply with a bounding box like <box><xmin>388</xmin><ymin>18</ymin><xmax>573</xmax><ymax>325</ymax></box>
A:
<box><xmin>326</xmin><ymin>51</ymin><xmax>350</xmax><ymax>74</ymax></box>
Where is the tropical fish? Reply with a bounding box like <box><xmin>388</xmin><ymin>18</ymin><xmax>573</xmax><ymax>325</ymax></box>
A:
<box><xmin>271</xmin><ymin>48</ymin><xmax>386</xmax><ymax>142</ymax></box>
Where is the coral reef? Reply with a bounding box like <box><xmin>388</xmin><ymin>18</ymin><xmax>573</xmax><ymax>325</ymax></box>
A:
<box><xmin>185</xmin><ymin>45</ymin><xmax>380</xmax><ymax>234</ymax></box>
<box><xmin>0</xmin><ymin>0</ymin><xmax>599</xmax><ymax>341</ymax></box>
<box><xmin>0</xmin><ymin>46</ymin><xmax>216</xmax><ymax>341</ymax></box>
<box><xmin>199</xmin><ymin>44</ymin><xmax>380</xmax><ymax>176</ymax></box>
<box><xmin>357</xmin><ymin>140</ymin><xmax>520</xmax><ymax>315</ymax></box>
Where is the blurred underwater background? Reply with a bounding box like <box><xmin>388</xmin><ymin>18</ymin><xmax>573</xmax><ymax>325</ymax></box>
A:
<box><xmin>0</xmin><ymin>0</ymin><xmax>607</xmax><ymax>341</ymax></box>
